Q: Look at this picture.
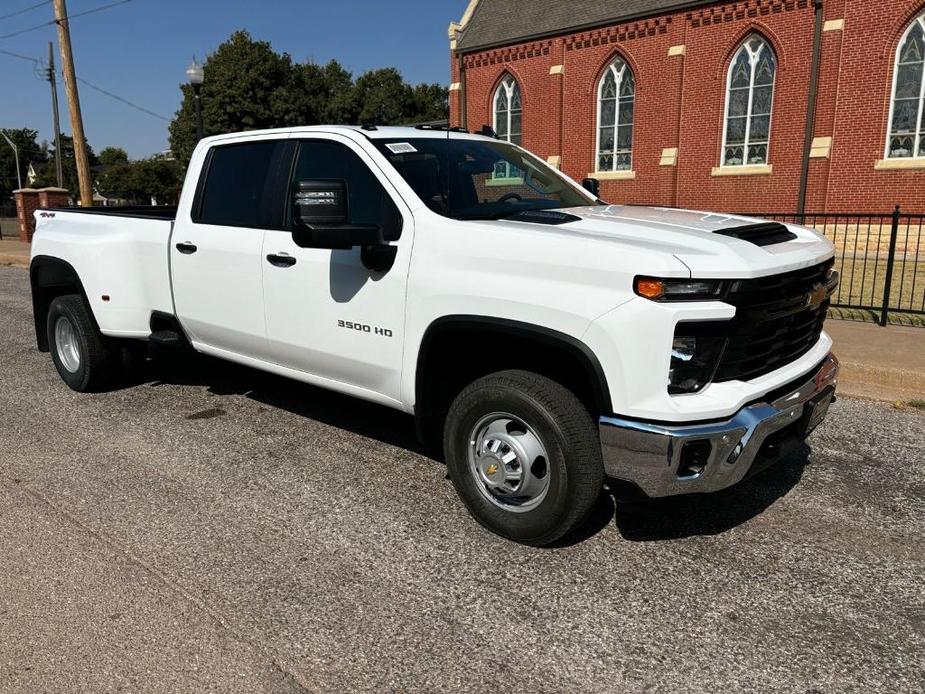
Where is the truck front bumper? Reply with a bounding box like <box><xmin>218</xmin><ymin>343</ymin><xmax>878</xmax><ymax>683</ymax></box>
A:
<box><xmin>599</xmin><ymin>353</ymin><xmax>839</xmax><ymax>498</ymax></box>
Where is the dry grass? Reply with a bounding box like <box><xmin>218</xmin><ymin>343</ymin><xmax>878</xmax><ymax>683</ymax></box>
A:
<box><xmin>807</xmin><ymin>219</ymin><xmax>925</xmax><ymax>258</ymax></box>
<box><xmin>828</xmin><ymin>257</ymin><xmax>925</xmax><ymax>312</ymax></box>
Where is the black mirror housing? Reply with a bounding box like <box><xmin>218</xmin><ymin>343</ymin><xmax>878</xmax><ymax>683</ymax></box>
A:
<box><xmin>581</xmin><ymin>177</ymin><xmax>600</xmax><ymax>197</ymax></box>
<box><xmin>292</xmin><ymin>223</ymin><xmax>382</xmax><ymax>250</ymax></box>
<box><xmin>292</xmin><ymin>178</ymin><xmax>383</xmax><ymax>250</ymax></box>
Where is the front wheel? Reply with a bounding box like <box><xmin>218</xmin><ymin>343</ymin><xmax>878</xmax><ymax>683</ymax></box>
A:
<box><xmin>443</xmin><ymin>370</ymin><xmax>604</xmax><ymax>546</ymax></box>
<box><xmin>47</xmin><ymin>294</ymin><xmax>119</xmax><ymax>392</ymax></box>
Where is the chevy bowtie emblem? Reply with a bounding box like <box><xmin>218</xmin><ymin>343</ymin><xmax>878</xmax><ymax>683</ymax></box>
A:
<box><xmin>805</xmin><ymin>283</ymin><xmax>827</xmax><ymax>310</ymax></box>
<box><xmin>485</xmin><ymin>464</ymin><xmax>498</xmax><ymax>476</ymax></box>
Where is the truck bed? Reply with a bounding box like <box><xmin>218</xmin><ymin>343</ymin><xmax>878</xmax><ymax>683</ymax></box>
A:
<box><xmin>31</xmin><ymin>207</ymin><xmax>176</xmax><ymax>339</ymax></box>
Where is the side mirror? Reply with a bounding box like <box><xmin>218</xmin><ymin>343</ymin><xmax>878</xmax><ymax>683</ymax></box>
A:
<box><xmin>292</xmin><ymin>179</ymin><xmax>382</xmax><ymax>250</ymax></box>
<box><xmin>295</xmin><ymin>179</ymin><xmax>348</xmax><ymax>226</ymax></box>
<box><xmin>581</xmin><ymin>177</ymin><xmax>600</xmax><ymax>197</ymax></box>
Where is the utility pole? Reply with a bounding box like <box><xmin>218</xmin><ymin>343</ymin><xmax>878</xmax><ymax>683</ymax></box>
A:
<box><xmin>47</xmin><ymin>42</ymin><xmax>64</xmax><ymax>188</ymax></box>
<box><xmin>52</xmin><ymin>0</ymin><xmax>92</xmax><ymax>207</ymax></box>
<box><xmin>0</xmin><ymin>130</ymin><xmax>22</xmax><ymax>191</ymax></box>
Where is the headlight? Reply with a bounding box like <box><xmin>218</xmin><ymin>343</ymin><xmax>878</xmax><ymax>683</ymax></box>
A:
<box><xmin>635</xmin><ymin>276</ymin><xmax>726</xmax><ymax>301</ymax></box>
<box><xmin>668</xmin><ymin>331</ymin><xmax>727</xmax><ymax>394</ymax></box>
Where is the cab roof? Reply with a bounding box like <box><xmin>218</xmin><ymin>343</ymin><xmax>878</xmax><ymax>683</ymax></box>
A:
<box><xmin>200</xmin><ymin>124</ymin><xmax>495</xmax><ymax>145</ymax></box>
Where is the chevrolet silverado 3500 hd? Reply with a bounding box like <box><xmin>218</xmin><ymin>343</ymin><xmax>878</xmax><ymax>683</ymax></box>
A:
<box><xmin>30</xmin><ymin>126</ymin><xmax>839</xmax><ymax>545</ymax></box>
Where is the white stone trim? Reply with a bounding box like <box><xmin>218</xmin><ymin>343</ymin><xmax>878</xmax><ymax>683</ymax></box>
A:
<box><xmin>874</xmin><ymin>158</ymin><xmax>925</xmax><ymax>170</ymax></box>
<box><xmin>659</xmin><ymin>148</ymin><xmax>678</xmax><ymax>166</ymax></box>
<box><xmin>809</xmin><ymin>136</ymin><xmax>832</xmax><ymax>158</ymax></box>
<box><xmin>711</xmin><ymin>164</ymin><xmax>773</xmax><ymax>177</ymax></box>
<box><xmin>588</xmin><ymin>170</ymin><xmax>636</xmax><ymax>180</ymax></box>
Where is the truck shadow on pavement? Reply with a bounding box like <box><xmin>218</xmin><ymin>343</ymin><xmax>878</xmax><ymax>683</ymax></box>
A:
<box><xmin>137</xmin><ymin>350</ymin><xmax>431</xmax><ymax>457</ymax></box>
<box><xmin>131</xmin><ymin>351</ymin><xmax>811</xmax><ymax>546</ymax></box>
<box><xmin>606</xmin><ymin>448</ymin><xmax>810</xmax><ymax>542</ymax></box>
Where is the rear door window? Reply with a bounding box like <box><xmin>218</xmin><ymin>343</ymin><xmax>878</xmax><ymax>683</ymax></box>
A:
<box><xmin>196</xmin><ymin>140</ymin><xmax>286</xmax><ymax>227</ymax></box>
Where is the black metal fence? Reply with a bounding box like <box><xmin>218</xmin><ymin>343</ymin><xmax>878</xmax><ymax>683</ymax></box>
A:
<box><xmin>745</xmin><ymin>207</ymin><xmax>925</xmax><ymax>326</ymax></box>
<box><xmin>0</xmin><ymin>203</ymin><xmax>17</xmax><ymax>240</ymax></box>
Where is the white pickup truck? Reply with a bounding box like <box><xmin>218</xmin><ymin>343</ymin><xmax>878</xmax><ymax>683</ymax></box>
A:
<box><xmin>30</xmin><ymin>125</ymin><xmax>839</xmax><ymax>545</ymax></box>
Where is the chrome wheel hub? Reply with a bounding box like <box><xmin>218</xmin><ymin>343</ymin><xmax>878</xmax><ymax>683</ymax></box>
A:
<box><xmin>54</xmin><ymin>316</ymin><xmax>81</xmax><ymax>373</ymax></box>
<box><xmin>468</xmin><ymin>413</ymin><xmax>550</xmax><ymax>513</ymax></box>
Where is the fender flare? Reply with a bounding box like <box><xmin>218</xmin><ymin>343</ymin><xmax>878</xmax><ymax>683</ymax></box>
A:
<box><xmin>29</xmin><ymin>255</ymin><xmax>92</xmax><ymax>352</ymax></box>
<box><xmin>414</xmin><ymin>315</ymin><xmax>612</xmax><ymax>419</ymax></box>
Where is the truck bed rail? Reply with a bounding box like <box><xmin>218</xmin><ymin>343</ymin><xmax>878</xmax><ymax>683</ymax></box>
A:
<box><xmin>40</xmin><ymin>206</ymin><xmax>178</xmax><ymax>221</ymax></box>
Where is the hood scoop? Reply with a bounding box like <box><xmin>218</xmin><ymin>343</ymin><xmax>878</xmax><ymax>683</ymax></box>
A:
<box><xmin>713</xmin><ymin>222</ymin><xmax>797</xmax><ymax>247</ymax></box>
<box><xmin>508</xmin><ymin>209</ymin><xmax>583</xmax><ymax>225</ymax></box>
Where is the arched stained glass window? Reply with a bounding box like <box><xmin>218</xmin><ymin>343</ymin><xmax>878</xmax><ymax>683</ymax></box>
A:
<box><xmin>492</xmin><ymin>75</ymin><xmax>523</xmax><ymax>179</ymax></box>
<box><xmin>493</xmin><ymin>75</ymin><xmax>522</xmax><ymax>146</ymax></box>
<box><xmin>596</xmin><ymin>57</ymin><xmax>635</xmax><ymax>172</ymax></box>
<box><xmin>887</xmin><ymin>13</ymin><xmax>925</xmax><ymax>159</ymax></box>
<box><xmin>722</xmin><ymin>36</ymin><xmax>776</xmax><ymax>166</ymax></box>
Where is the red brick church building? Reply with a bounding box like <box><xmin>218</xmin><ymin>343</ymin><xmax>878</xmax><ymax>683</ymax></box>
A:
<box><xmin>448</xmin><ymin>0</ymin><xmax>925</xmax><ymax>213</ymax></box>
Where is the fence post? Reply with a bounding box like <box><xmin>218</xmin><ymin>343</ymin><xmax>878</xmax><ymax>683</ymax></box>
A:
<box><xmin>880</xmin><ymin>205</ymin><xmax>901</xmax><ymax>327</ymax></box>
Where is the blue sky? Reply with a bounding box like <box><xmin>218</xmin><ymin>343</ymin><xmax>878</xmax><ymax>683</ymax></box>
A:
<box><xmin>1</xmin><ymin>0</ymin><xmax>467</xmax><ymax>158</ymax></box>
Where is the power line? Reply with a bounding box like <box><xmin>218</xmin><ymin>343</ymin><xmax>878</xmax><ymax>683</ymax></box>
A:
<box><xmin>0</xmin><ymin>0</ymin><xmax>133</xmax><ymax>40</ymax></box>
<box><xmin>0</xmin><ymin>46</ymin><xmax>169</xmax><ymax>123</ymax></box>
<box><xmin>76</xmin><ymin>76</ymin><xmax>169</xmax><ymax>121</ymax></box>
<box><xmin>0</xmin><ymin>0</ymin><xmax>51</xmax><ymax>22</ymax></box>
<box><xmin>0</xmin><ymin>47</ymin><xmax>39</xmax><ymax>63</ymax></box>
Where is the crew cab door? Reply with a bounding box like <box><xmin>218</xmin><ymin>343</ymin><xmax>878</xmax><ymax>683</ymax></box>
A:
<box><xmin>170</xmin><ymin>136</ymin><xmax>289</xmax><ymax>359</ymax></box>
<box><xmin>260</xmin><ymin>135</ymin><xmax>413</xmax><ymax>405</ymax></box>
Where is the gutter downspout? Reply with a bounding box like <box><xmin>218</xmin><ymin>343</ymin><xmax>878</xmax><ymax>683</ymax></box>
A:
<box><xmin>459</xmin><ymin>60</ymin><xmax>468</xmax><ymax>130</ymax></box>
<box><xmin>797</xmin><ymin>0</ymin><xmax>824</xmax><ymax>215</ymax></box>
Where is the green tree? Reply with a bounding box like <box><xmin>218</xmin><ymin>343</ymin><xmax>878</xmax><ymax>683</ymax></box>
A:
<box><xmin>410</xmin><ymin>83</ymin><xmax>450</xmax><ymax>123</ymax></box>
<box><xmin>129</xmin><ymin>158</ymin><xmax>183</xmax><ymax>205</ymax></box>
<box><xmin>352</xmin><ymin>68</ymin><xmax>413</xmax><ymax>124</ymax></box>
<box><xmin>351</xmin><ymin>70</ymin><xmax>447</xmax><ymax>125</ymax></box>
<box><xmin>98</xmin><ymin>147</ymin><xmax>129</xmax><ymax>167</ymax></box>
<box><xmin>316</xmin><ymin>60</ymin><xmax>358</xmax><ymax>123</ymax></box>
<box><xmin>34</xmin><ymin>133</ymin><xmax>98</xmax><ymax>199</ymax></box>
<box><xmin>97</xmin><ymin>156</ymin><xmax>183</xmax><ymax>205</ymax></box>
<box><xmin>0</xmin><ymin>128</ymin><xmax>44</xmax><ymax>206</ymax></box>
<box><xmin>167</xmin><ymin>30</ymin><xmax>449</xmax><ymax>164</ymax></box>
<box><xmin>287</xmin><ymin>59</ymin><xmax>357</xmax><ymax>125</ymax></box>
<box><xmin>168</xmin><ymin>30</ymin><xmax>299</xmax><ymax>163</ymax></box>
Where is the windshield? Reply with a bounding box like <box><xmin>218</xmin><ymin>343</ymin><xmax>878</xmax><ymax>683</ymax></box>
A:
<box><xmin>373</xmin><ymin>137</ymin><xmax>598</xmax><ymax>221</ymax></box>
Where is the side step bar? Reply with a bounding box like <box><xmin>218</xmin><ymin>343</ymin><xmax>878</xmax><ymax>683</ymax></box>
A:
<box><xmin>148</xmin><ymin>311</ymin><xmax>191</xmax><ymax>350</ymax></box>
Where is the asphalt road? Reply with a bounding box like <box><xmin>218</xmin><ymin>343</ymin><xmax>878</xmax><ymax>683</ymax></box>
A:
<box><xmin>0</xmin><ymin>265</ymin><xmax>923</xmax><ymax>693</ymax></box>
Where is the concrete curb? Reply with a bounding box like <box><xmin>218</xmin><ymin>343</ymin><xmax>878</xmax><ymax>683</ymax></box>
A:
<box><xmin>833</xmin><ymin>362</ymin><xmax>925</xmax><ymax>404</ymax></box>
<box><xmin>0</xmin><ymin>255</ymin><xmax>29</xmax><ymax>268</ymax></box>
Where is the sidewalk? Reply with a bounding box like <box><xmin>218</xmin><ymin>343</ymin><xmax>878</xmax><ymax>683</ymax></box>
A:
<box><xmin>0</xmin><ymin>241</ymin><xmax>921</xmax><ymax>402</ymax></box>
<box><xmin>0</xmin><ymin>238</ymin><xmax>30</xmax><ymax>268</ymax></box>
<box><xmin>827</xmin><ymin>320</ymin><xmax>925</xmax><ymax>403</ymax></box>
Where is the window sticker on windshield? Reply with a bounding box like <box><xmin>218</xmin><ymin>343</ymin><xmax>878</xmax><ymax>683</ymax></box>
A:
<box><xmin>386</xmin><ymin>142</ymin><xmax>417</xmax><ymax>154</ymax></box>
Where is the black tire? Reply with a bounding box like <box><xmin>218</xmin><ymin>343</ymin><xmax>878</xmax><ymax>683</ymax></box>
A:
<box><xmin>47</xmin><ymin>294</ymin><xmax>119</xmax><ymax>392</ymax></box>
<box><xmin>443</xmin><ymin>370</ymin><xmax>604</xmax><ymax>546</ymax></box>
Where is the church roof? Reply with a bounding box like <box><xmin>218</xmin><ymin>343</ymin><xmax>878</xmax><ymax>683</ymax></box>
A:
<box><xmin>454</xmin><ymin>0</ymin><xmax>714</xmax><ymax>52</ymax></box>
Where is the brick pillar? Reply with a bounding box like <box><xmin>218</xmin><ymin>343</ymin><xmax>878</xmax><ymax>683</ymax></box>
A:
<box><xmin>37</xmin><ymin>187</ymin><xmax>70</xmax><ymax>210</ymax></box>
<box><xmin>13</xmin><ymin>189</ymin><xmax>40</xmax><ymax>242</ymax></box>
